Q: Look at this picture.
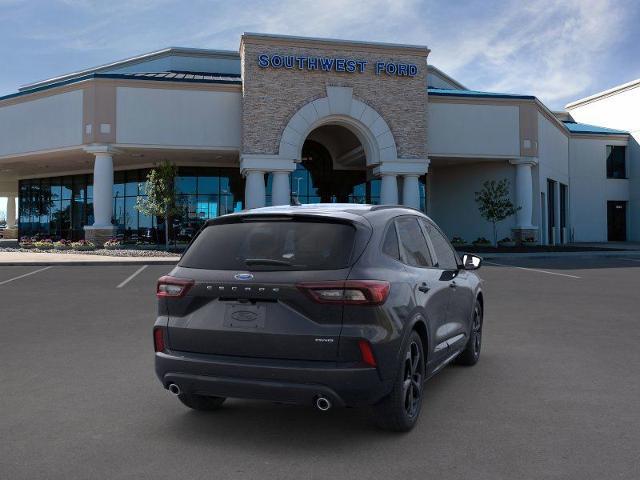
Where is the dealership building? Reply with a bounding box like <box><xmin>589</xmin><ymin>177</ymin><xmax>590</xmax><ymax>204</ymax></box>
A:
<box><xmin>0</xmin><ymin>33</ymin><xmax>637</xmax><ymax>245</ymax></box>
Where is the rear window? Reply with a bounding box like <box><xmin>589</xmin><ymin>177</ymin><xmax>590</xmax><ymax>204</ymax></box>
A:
<box><xmin>180</xmin><ymin>220</ymin><xmax>356</xmax><ymax>271</ymax></box>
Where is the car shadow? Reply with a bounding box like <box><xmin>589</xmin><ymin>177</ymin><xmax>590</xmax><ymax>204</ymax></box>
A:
<box><xmin>154</xmin><ymin>363</ymin><xmax>467</xmax><ymax>450</ymax></box>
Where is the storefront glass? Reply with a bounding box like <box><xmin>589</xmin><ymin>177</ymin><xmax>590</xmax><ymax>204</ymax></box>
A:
<box><xmin>18</xmin><ymin>167</ymin><xmax>244</xmax><ymax>244</ymax></box>
<box><xmin>266</xmin><ymin>163</ymin><xmax>426</xmax><ymax>212</ymax></box>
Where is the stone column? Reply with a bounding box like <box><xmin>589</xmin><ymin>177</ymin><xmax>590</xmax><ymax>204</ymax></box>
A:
<box><xmin>271</xmin><ymin>171</ymin><xmax>291</xmax><ymax>206</ymax></box>
<box><xmin>84</xmin><ymin>145</ymin><xmax>117</xmax><ymax>245</ymax></box>
<box><xmin>244</xmin><ymin>170</ymin><xmax>266</xmax><ymax>209</ymax></box>
<box><xmin>6</xmin><ymin>195</ymin><xmax>16</xmax><ymax>228</ymax></box>
<box><xmin>402</xmin><ymin>174</ymin><xmax>421</xmax><ymax>210</ymax></box>
<box><xmin>374</xmin><ymin>159</ymin><xmax>429</xmax><ymax>208</ymax></box>
<box><xmin>241</xmin><ymin>155</ymin><xmax>295</xmax><ymax>210</ymax></box>
<box><xmin>380</xmin><ymin>174</ymin><xmax>398</xmax><ymax>205</ymax></box>
<box><xmin>510</xmin><ymin>158</ymin><xmax>538</xmax><ymax>242</ymax></box>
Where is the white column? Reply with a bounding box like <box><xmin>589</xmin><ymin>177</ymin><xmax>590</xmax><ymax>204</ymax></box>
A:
<box><xmin>401</xmin><ymin>174</ymin><xmax>420</xmax><ymax>210</ymax></box>
<box><xmin>511</xmin><ymin>159</ymin><xmax>536</xmax><ymax>229</ymax></box>
<box><xmin>380</xmin><ymin>174</ymin><xmax>398</xmax><ymax>205</ymax></box>
<box><xmin>91</xmin><ymin>152</ymin><xmax>114</xmax><ymax>227</ymax></box>
<box><xmin>6</xmin><ymin>195</ymin><xmax>16</xmax><ymax>228</ymax></box>
<box><xmin>271</xmin><ymin>171</ymin><xmax>290</xmax><ymax>206</ymax></box>
<box><xmin>244</xmin><ymin>170</ymin><xmax>266</xmax><ymax>209</ymax></box>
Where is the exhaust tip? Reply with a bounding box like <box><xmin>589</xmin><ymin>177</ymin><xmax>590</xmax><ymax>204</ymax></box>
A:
<box><xmin>168</xmin><ymin>383</ymin><xmax>181</xmax><ymax>396</ymax></box>
<box><xmin>315</xmin><ymin>396</ymin><xmax>332</xmax><ymax>411</ymax></box>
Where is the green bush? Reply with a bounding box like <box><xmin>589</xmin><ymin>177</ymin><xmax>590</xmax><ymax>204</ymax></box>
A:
<box><xmin>54</xmin><ymin>240</ymin><xmax>73</xmax><ymax>250</ymax></box>
<box><xmin>33</xmin><ymin>240</ymin><xmax>54</xmax><ymax>250</ymax></box>
<box><xmin>472</xmin><ymin>237</ymin><xmax>492</xmax><ymax>246</ymax></box>
<box><xmin>71</xmin><ymin>240</ymin><xmax>96</xmax><ymax>251</ymax></box>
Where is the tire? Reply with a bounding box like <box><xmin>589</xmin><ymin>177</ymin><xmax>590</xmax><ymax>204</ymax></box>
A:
<box><xmin>177</xmin><ymin>393</ymin><xmax>226</xmax><ymax>411</ymax></box>
<box><xmin>372</xmin><ymin>331</ymin><xmax>425</xmax><ymax>432</ymax></box>
<box><xmin>456</xmin><ymin>299</ymin><xmax>483</xmax><ymax>366</ymax></box>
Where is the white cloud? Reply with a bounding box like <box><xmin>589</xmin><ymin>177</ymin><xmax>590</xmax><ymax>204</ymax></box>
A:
<box><xmin>426</xmin><ymin>0</ymin><xmax>631</xmax><ymax>107</ymax></box>
<box><xmin>3</xmin><ymin>0</ymin><xmax>635</xmax><ymax>108</ymax></box>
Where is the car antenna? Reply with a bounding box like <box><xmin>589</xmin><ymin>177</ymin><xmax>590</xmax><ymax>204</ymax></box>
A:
<box><xmin>290</xmin><ymin>195</ymin><xmax>301</xmax><ymax>206</ymax></box>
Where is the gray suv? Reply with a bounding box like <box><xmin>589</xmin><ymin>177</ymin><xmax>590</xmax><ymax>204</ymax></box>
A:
<box><xmin>154</xmin><ymin>204</ymin><xmax>483</xmax><ymax>431</ymax></box>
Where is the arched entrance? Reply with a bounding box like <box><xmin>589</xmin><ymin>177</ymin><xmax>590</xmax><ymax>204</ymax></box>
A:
<box><xmin>291</xmin><ymin>124</ymin><xmax>380</xmax><ymax>204</ymax></box>
<box><xmin>242</xmin><ymin>86</ymin><xmax>428</xmax><ymax>210</ymax></box>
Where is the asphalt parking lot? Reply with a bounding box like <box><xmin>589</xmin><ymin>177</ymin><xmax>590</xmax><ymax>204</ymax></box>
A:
<box><xmin>1</xmin><ymin>256</ymin><xmax>640</xmax><ymax>480</ymax></box>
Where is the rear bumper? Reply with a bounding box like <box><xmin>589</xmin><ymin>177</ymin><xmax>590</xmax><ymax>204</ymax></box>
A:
<box><xmin>155</xmin><ymin>350</ymin><xmax>391</xmax><ymax>407</ymax></box>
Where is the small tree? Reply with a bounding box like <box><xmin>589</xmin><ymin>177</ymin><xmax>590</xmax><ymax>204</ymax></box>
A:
<box><xmin>474</xmin><ymin>179</ymin><xmax>520</xmax><ymax>246</ymax></box>
<box><xmin>136</xmin><ymin>161</ymin><xmax>181</xmax><ymax>250</ymax></box>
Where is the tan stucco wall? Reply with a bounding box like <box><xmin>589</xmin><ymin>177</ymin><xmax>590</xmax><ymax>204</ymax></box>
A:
<box><xmin>240</xmin><ymin>35</ymin><xmax>428</xmax><ymax>160</ymax></box>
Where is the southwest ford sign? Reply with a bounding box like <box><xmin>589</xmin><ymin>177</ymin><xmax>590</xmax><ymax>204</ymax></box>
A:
<box><xmin>257</xmin><ymin>54</ymin><xmax>418</xmax><ymax>77</ymax></box>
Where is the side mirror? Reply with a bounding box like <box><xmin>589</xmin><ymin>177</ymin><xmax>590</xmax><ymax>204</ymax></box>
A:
<box><xmin>461</xmin><ymin>253</ymin><xmax>482</xmax><ymax>270</ymax></box>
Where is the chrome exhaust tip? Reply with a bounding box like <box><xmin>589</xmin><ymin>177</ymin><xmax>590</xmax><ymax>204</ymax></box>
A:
<box><xmin>168</xmin><ymin>383</ymin><xmax>181</xmax><ymax>396</ymax></box>
<box><xmin>315</xmin><ymin>396</ymin><xmax>332</xmax><ymax>411</ymax></box>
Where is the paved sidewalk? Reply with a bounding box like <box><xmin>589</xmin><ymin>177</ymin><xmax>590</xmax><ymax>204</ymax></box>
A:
<box><xmin>568</xmin><ymin>241</ymin><xmax>640</xmax><ymax>250</ymax></box>
<box><xmin>474</xmin><ymin>250</ymin><xmax>640</xmax><ymax>260</ymax></box>
<box><xmin>0</xmin><ymin>251</ymin><xmax>179</xmax><ymax>266</ymax></box>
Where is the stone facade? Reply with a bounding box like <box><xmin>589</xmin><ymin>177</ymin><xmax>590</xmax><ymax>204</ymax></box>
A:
<box><xmin>240</xmin><ymin>35</ymin><xmax>429</xmax><ymax>161</ymax></box>
<box><xmin>84</xmin><ymin>226</ymin><xmax>116</xmax><ymax>247</ymax></box>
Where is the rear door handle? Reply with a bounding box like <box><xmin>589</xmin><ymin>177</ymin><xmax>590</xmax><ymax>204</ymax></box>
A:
<box><xmin>418</xmin><ymin>283</ymin><xmax>430</xmax><ymax>293</ymax></box>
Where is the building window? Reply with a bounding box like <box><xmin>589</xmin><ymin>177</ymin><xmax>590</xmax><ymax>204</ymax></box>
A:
<box><xmin>18</xmin><ymin>167</ymin><xmax>244</xmax><ymax>244</ymax></box>
<box><xmin>606</xmin><ymin>145</ymin><xmax>626</xmax><ymax>179</ymax></box>
<box><xmin>265</xmin><ymin>163</ymin><xmax>426</xmax><ymax>213</ymax></box>
<box><xmin>266</xmin><ymin>163</ymin><xmax>383</xmax><ymax>207</ymax></box>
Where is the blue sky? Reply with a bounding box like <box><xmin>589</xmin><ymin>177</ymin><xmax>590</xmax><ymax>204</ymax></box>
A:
<box><xmin>1</xmin><ymin>0</ymin><xmax>639</xmax><ymax>218</ymax></box>
<box><xmin>1</xmin><ymin>0</ymin><xmax>639</xmax><ymax>108</ymax></box>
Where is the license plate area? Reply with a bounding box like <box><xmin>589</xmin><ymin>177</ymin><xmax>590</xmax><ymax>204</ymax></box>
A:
<box><xmin>223</xmin><ymin>303</ymin><xmax>266</xmax><ymax>329</ymax></box>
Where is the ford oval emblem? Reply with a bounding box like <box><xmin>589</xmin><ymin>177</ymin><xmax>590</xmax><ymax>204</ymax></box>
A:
<box><xmin>231</xmin><ymin>310</ymin><xmax>258</xmax><ymax>322</ymax></box>
<box><xmin>234</xmin><ymin>273</ymin><xmax>254</xmax><ymax>281</ymax></box>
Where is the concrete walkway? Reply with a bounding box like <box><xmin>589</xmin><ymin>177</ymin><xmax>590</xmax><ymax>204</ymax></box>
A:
<box><xmin>0</xmin><ymin>251</ymin><xmax>179</xmax><ymax>266</ymax></box>
<box><xmin>568</xmin><ymin>242</ymin><xmax>640</xmax><ymax>251</ymax></box>
<box><xmin>475</xmin><ymin>250</ymin><xmax>640</xmax><ymax>260</ymax></box>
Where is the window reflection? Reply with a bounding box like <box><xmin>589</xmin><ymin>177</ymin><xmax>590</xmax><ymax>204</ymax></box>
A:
<box><xmin>18</xmin><ymin>167</ymin><xmax>245</xmax><ymax>244</ymax></box>
<box><xmin>266</xmin><ymin>164</ymin><xmax>391</xmax><ymax>208</ymax></box>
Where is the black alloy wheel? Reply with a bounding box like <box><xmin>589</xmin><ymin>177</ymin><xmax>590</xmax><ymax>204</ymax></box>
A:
<box><xmin>456</xmin><ymin>299</ymin><xmax>483</xmax><ymax>366</ymax></box>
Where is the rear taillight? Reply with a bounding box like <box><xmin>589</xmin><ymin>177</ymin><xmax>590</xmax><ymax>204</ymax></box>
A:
<box><xmin>358</xmin><ymin>339</ymin><xmax>377</xmax><ymax>367</ymax></box>
<box><xmin>296</xmin><ymin>280</ymin><xmax>390</xmax><ymax>305</ymax></box>
<box><xmin>156</xmin><ymin>276</ymin><xmax>194</xmax><ymax>298</ymax></box>
<box><xmin>153</xmin><ymin>327</ymin><xmax>165</xmax><ymax>353</ymax></box>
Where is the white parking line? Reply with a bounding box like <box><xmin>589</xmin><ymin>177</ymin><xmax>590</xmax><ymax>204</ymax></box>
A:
<box><xmin>0</xmin><ymin>266</ymin><xmax>53</xmax><ymax>286</ymax></box>
<box><xmin>483</xmin><ymin>261</ymin><xmax>581</xmax><ymax>279</ymax></box>
<box><xmin>116</xmin><ymin>265</ymin><xmax>148</xmax><ymax>289</ymax></box>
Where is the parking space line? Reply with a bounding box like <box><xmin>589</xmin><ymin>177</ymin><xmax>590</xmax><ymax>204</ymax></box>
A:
<box><xmin>483</xmin><ymin>261</ymin><xmax>581</xmax><ymax>278</ymax></box>
<box><xmin>116</xmin><ymin>265</ymin><xmax>148</xmax><ymax>289</ymax></box>
<box><xmin>0</xmin><ymin>266</ymin><xmax>53</xmax><ymax>286</ymax></box>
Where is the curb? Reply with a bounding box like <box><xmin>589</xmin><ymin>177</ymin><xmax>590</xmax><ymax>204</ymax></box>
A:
<box><xmin>477</xmin><ymin>251</ymin><xmax>640</xmax><ymax>260</ymax></box>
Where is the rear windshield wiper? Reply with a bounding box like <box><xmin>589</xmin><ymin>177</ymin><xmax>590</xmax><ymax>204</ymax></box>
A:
<box><xmin>244</xmin><ymin>258</ymin><xmax>293</xmax><ymax>267</ymax></box>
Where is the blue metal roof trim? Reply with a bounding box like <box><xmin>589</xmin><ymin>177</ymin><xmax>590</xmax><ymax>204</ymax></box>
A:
<box><xmin>428</xmin><ymin>87</ymin><xmax>535</xmax><ymax>100</ymax></box>
<box><xmin>0</xmin><ymin>72</ymin><xmax>242</xmax><ymax>102</ymax></box>
<box><xmin>562</xmin><ymin>121</ymin><xmax>628</xmax><ymax>135</ymax></box>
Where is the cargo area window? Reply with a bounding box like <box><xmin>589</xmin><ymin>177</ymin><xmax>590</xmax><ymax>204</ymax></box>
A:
<box><xmin>179</xmin><ymin>220</ymin><xmax>356</xmax><ymax>271</ymax></box>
